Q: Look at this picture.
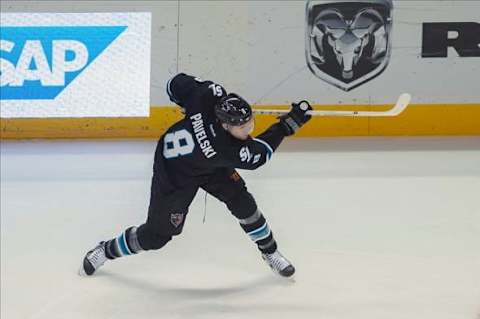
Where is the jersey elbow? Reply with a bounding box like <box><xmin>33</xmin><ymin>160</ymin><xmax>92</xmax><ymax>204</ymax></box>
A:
<box><xmin>246</xmin><ymin>160</ymin><xmax>268</xmax><ymax>170</ymax></box>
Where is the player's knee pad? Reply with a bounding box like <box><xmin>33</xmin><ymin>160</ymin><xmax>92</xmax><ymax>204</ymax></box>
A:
<box><xmin>136</xmin><ymin>224</ymin><xmax>172</xmax><ymax>251</ymax></box>
<box><xmin>226</xmin><ymin>190</ymin><xmax>257</xmax><ymax>219</ymax></box>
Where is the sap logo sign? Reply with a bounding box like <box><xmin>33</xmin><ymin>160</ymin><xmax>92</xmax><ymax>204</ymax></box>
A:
<box><xmin>0</xmin><ymin>26</ymin><xmax>126</xmax><ymax>100</ymax></box>
<box><xmin>422</xmin><ymin>22</ymin><xmax>480</xmax><ymax>58</ymax></box>
<box><xmin>1</xmin><ymin>39</ymin><xmax>88</xmax><ymax>87</ymax></box>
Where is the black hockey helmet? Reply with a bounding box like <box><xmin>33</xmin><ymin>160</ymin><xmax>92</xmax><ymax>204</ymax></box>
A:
<box><xmin>214</xmin><ymin>93</ymin><xmax>253</xmax><ymax>126</ymax></box>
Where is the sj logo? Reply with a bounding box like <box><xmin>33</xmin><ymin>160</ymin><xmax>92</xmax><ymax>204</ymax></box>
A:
<box><xmin>0</xmin><ymin>26</ymin><xmax>126</xmax><ymax>100</ymax></box>
<box><xmin>305</xmin><ymin>0</ymin><xmax>393</xmax><ymax>91</ymax></box>
<box><xmin>239</xmin><ymin>146</ymin><xmax>252</xmax><ymax>162</ymax></box>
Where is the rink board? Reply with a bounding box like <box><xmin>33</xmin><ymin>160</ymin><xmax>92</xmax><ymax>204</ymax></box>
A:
<box><xmin>1</xmin><ymin>103</ymin><xmax>480</xmax><ymax>139</ymax></box>
<box><xmin>1</xmin><ymin>1</ymin><xmax>479</xmax><ymax>138</ymax></box>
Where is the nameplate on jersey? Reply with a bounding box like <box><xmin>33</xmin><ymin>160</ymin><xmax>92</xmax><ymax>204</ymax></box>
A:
<box><xmin>190</xmin><ymin>113</ymin><xmax>217</xmax><ymax>159</ymax></box>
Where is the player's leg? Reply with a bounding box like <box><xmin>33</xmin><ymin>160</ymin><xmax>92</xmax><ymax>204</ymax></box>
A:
<box><xmin>80</xmin><ymin>177</ymin><xmax>198</xmax><ymax>276</ymax></box>
<box><xmin>202</xmin><ymin>168</ymin><xmax>295</xmax><ymax>277</ymax></box>
<box><xmin>135</xmin><ymin>182</ymin><xmax>199</xmax><ymax>251</ymax></box>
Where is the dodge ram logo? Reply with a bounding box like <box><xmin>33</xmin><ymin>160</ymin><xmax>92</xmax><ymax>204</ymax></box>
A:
<box><xmin>306</xmin><ymin>0</ymin><xmax>393</xmax><ymax>91</ymax></box>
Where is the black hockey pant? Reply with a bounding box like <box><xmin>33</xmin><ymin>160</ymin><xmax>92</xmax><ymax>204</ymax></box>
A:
<box><xmin>136</xmin><ymin>167</ymin><xmax>277</xmax><ymax>253</ymax></box>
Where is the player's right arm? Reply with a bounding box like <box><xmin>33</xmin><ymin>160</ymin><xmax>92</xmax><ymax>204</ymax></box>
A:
<box><xmin>166</xmin><ymin>73</ymin><xmax>226</xmax><ymax>114</ymax></box>
<box><xmin>166</xmin><ymin>73</ymin><xmax>199</xmax><ymax>107</ymax></box>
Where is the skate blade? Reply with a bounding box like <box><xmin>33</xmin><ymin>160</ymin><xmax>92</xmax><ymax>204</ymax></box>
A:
<box><xmin>266</xmin><ymin>266</ymin><xmax>296</xmax><ymax>282</ymax></box>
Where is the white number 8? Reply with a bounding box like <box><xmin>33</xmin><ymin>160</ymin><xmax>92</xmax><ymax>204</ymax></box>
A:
<box><xmin>163</xmin><ymin>129</ymin><xmax>195</xmax><ymax>159</ymax></box>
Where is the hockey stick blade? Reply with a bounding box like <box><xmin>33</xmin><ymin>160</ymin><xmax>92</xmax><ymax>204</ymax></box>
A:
<box><xmin>253</xmin><ymin>93</ymin><xmax>412</xmax><ymax>117</ymax></box>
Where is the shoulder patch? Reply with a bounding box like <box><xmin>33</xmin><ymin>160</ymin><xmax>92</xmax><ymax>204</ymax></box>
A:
<box><xmin>253</xmin><ymin>154</ymin><xmax>261</xmax><ymax>164</ymax></box>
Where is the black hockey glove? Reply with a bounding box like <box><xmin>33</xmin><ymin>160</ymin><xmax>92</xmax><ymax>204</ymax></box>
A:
<box><xmin>279</xmin><ymin>100</ymin><xmax>313</xmax><ymax>136</ymax></box>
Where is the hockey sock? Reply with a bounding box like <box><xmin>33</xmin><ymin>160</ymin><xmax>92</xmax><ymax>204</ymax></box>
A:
<box><xmin>238</xmin><ymin>209</ymin><xmax>277</xmax><ymax>254</ymax></box>
<box><xmin>104</xmin><ymin>226</ymin><xmax>143</xmax><ymax>260</ymax></box>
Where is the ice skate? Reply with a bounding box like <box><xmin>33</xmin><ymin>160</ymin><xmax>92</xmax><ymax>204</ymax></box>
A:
<box><xmin>262</xmin><ymin>250</ymin><xmax>295</xmax><ymax>277</ymax></box>
<box><xmin>79</xmin><ymin>242</ymin><xmax>107</xmax><ymax>276</ymax></box>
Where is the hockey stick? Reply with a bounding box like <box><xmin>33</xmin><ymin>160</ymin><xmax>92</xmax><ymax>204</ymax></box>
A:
<box><xmin>253</xmin><ymin>93</ymin><xmax>411</xmax><ymax>117</ymax></box>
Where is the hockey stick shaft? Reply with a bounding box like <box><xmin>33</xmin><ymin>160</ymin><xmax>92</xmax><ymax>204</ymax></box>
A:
<box><xmin>253</xmin><ymin>93</ymin><xmax>411</xmax><ymax>117</ymax></box>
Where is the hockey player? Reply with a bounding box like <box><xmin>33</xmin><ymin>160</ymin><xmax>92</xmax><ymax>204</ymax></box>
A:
<box><xmin>80</xmin><ymin>73</ymin><xmax>312</xmax><ymax>278</ymax></box>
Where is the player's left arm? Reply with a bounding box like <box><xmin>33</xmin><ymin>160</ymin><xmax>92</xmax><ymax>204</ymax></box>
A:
<box><xmin>223</xmin><ymin>122</ymin><xmax>286</xmax><ymax>170</ymax></box>
<box><xmin>223</xmin><ymin>100</ymin><xmax>313</xmax><ymax>170</ymax></box>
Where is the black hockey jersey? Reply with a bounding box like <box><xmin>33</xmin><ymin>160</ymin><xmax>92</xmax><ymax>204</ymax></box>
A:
<box><xmin>154</xmin><ymin>73</ymin><xmax>288</xmax><ymax>188</ymax></box>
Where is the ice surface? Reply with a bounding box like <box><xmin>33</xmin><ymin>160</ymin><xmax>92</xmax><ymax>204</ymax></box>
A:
<box><xmin>1</xmin><ymin>137</ymin><xmax>480</xmax><ymax>319</ymax></box>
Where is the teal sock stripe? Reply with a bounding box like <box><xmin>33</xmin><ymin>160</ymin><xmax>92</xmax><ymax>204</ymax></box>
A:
<box><xmin>117</xmin><ymin>232</ymin><xmax>132</xmax><ymax>256</ymax></box>
<box><xmin>247</xmin><ymin>222</ymin><xmax>271</xmax><ymax>242</ymax></box>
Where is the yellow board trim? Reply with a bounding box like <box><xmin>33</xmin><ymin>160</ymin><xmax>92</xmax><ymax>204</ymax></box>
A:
<box><xmin>1</xmin><ymin>103</ymin><xmax>479</xmax><ymax>139</ymax></box>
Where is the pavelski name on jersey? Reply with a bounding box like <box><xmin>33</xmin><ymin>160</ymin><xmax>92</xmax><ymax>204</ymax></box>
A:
<box><xmin>190</xmin><ymin>113</ymin><xmax>217</xmax><ymax>159</ymax></box>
